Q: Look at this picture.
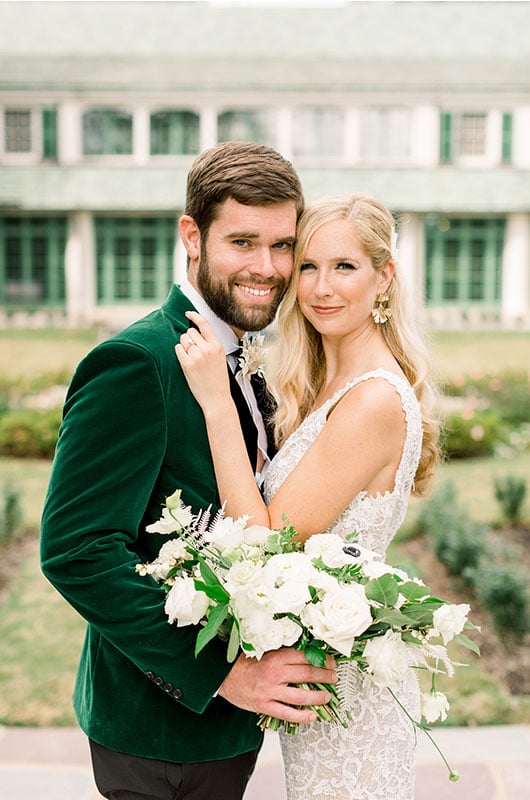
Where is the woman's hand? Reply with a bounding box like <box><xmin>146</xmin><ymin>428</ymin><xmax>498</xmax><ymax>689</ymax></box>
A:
<box><xmin>175</xmin><ymin>311</ymin><xmax>232</xmax><ymax>413</ymax></box>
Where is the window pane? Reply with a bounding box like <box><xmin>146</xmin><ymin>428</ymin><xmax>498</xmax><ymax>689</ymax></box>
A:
<box><xmin>217</xmin><ymin>110</ymin><xmax>274</xmax><ymax>146</ymax></box>
<box><xmin>42</xmin><ymin>109</ymin><xmax>58</xmax><ymax>159</ymax></box>
<box><xmin>83</xmin><ymin>109</ymin><xmax>133</xmax><ymax>155</ymax></box>
<box><xmin>5</xmin><ymin>109</ymin><xmax>32</xmax><ymax>152</ymax></box>
<box><xmin>361</xmin><ymin>108</ymin><xmax>410</xmax><ymax>160</ymax></box>
<box><xmin>293</xmin><ymin>107</ymin><xmax>343</xmax><ymax>157</ymax></box>
<box><xmin>150</xmin><ymin>110</ymin><xmax>199</xmax><ymax>155</ymax></box>
<box><xmin>457</xmin><ymin>114</ymin><xmax>487</xmax><ymax>156</ymax></box>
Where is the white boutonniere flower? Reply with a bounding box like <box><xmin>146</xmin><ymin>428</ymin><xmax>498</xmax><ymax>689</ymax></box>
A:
<box><xmin>236</xmin><ymin>334</ymin><xmax>267</xmax><ymax>378</ymax></box>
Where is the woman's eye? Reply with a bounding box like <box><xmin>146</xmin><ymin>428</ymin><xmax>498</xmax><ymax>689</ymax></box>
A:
<box><xmin>299</xmin><ymin>262</ymin><xmax>316</xmax><ymax>271</ymax></box>
<box><xmin>336</xmin><ymin>262</ymin><xmax>356</xmax><ymax>271</ymax></box>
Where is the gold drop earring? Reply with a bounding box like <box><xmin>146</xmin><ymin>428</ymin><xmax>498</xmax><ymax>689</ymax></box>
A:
<box><xmin>372</xmin><ymin>293</ymin><xmax>392</xmax><ymax>324</ymax></box>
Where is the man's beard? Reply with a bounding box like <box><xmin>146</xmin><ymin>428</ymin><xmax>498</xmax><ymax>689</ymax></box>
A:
<box><xmin>196</xmin><ymin>254</ymin><xmax>288</xmax><ymax>332</ymax></box>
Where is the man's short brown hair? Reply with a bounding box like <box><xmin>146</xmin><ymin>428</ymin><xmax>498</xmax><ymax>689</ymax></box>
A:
<box><xmin>184</xmin><ymin>141</ymin><xmax>304</xmax><ymax>238</ymax></box>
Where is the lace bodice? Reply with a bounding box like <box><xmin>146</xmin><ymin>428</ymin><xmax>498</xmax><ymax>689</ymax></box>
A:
<box><xmin>263</xmin><ymin>369</ymin><xmax>423</xmax><ymax>800</ymax></box>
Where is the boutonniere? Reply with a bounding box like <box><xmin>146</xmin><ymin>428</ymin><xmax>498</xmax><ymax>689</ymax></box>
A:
<box><xmin>236</xmin><ymin>334</ymin><xmax>267</xmax><ymax>378</ymax></box>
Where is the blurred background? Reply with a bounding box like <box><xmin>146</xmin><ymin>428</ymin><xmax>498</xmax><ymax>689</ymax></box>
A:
<box><xmin>0</xmin><ymin>0</ymin><xmax>529</xmax><ymax>784</ymax></box>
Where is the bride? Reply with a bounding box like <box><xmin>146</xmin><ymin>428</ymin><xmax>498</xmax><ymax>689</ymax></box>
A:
<box><xmin>176</xmin><ymin>193</ymin><xmax>440</xmax><ymax>799</ymax></box>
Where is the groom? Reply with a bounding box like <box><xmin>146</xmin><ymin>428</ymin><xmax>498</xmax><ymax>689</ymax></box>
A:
<box><xmin>40</xmin><ymin>141</ymin><xmax>336</xmax><ymax>800</ymax></box>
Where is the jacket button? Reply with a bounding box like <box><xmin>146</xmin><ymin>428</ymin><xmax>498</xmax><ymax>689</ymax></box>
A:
<box><xmin>154</xmin><ymin>676</ymin><xmax>163</xmax><ymax>686</ymax></box>
<box><xmin>163</xmin><ymin>682</ymin><xmax>174</xmax><ymax>693</ymax></box>
<box><xmin>145</xmin><ymin>671</ymin><xmax>155</xmax><ymax>680</ymax></box>
<box><xmin>172</xmin><ymin>688</ymin><xmax>183</xmax><ymax>699</ymax></box>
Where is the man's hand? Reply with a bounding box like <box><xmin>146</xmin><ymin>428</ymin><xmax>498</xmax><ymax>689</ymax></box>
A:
<box><xmin>218</xmin><ymin>648</ymin><xmax>337</xmax><ymax>725</ymax></box>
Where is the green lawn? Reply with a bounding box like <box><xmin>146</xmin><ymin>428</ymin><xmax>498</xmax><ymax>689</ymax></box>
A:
<box><xmin>0</xmin><ymin>327</ymin><xmax>529</xmax><ymax>726</ymax></box>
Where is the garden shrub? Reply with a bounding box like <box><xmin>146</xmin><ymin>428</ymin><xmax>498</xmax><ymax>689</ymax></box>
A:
<box><xmin>443</xmin><ymin>369</ymin><xmax>530</xmax><ymax>428</ymax></box>
<box><xmin>0</xmin><ymin>482</ymin><xmax>23</xmax><ymax>544</ymax></box>
<box><xmin>494</xmin><ymin>474</ymin><xmax>527</xmax><ymax>525</ymax></box>
<box><xmin>441</xmin><ymin>409</ymin><xmax>505</xmax><ymax>459</ymax></box>
<box><xmin>0</xmin><ymin>407</ymin><xmax>62</xmax><ymax>458</ymax></box>
<box><xmin>470</xmin><ymin>558</ymin><xmax>530</xmax><ymax>639</ymax></box>
<box><xmin>418</xmin><ymin>481</ymin><xmax>489</xmax><ymax>578</ymax></box>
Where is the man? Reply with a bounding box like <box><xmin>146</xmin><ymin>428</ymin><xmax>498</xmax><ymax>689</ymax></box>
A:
<box><xmin>40</xmin><ymin>141</ymin><xmax>336</xmax><ymax>800</ymax></box>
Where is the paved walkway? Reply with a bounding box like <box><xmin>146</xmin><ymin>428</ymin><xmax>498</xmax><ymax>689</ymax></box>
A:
<box><xmin>0</xmin><ymin>724</ymin><xmax>528</xmax><ymax>799</ymax></box>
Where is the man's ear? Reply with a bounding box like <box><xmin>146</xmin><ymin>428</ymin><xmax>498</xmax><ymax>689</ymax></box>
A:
<box><xmin>179</xmin><ymin>215</ymin><xmax>201</xmax><ymax>262</ymax></box>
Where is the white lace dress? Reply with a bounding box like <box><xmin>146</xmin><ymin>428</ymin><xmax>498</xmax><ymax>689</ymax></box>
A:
<box><xmin>263</xmin><ymin>369</ymin><xmax>423</xmax><ymax>800</ymax></box>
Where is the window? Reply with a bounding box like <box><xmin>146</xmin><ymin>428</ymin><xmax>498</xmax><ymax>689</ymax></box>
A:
<box><xmin>95</xmin><ymin>217</ymin><xmax>175</xmax><ymax>303</ymax></box>
<box><xmin>83</xmin><ymin>108</ymin><xmax>133</xmax><ymax>155</ymax></box>
<box><xmin>4</xmin><ymin>109</ymin><xmax>32</xmax><ymax>152</ymax></box>
<box><xmin>292</xmin><ymin>107</ymin><xmax>343</xmax><ymax>158</ymax></box>
<box><xmin>439</xmin><ymin>112</ymin><xmax>491</xmax><ymax>163</ymax></box>
<box><xmin>360</xmin><ymin>108</ymin><xmax>410</xmax><ymax>161</ymax></box>
<box><xmin>217</xmin><ymin>110</ymin><xmax>274</xmax><ymax>146</ymax></box>
<box><xmin>150</xmin><ymin>110</ymin><xmax>200</xmax><ymax>155</ymax></box>
<box><xmin>457</xmin><ymin>114</ymin><xmax>487</xmax><ymax>156</ymax></box>
<box><xmin>0</xmin><ymin>216</ymin><xmax>66</xmax><ymax>305</ymax></box>
<box><xmin>425</xmin><ymin>218</ymin><xmax>504</xmax><ymax>306</ymax></box>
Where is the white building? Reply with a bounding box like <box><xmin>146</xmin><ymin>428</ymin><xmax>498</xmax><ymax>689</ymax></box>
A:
<box><xmin>0</xmin><ymin>0</ymin><xmax>529</xmax><ymax>328</ymax></box>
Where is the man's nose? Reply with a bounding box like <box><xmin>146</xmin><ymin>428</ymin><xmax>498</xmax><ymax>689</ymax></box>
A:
<box><xmin>248</xmin><ymin>247</ymin><xmax>276</xmax><ymax>278</ymax></box>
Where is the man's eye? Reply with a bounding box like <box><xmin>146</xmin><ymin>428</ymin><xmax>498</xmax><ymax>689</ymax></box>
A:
<box><xmin>273</xmin><ymin>241</ymin><xmax>293</xmax><ymax>251</ymax></box>
<box><xmin>233</xmin><ymin>239</ymin><xmax>249</xmax><ymax>248</ymax></box>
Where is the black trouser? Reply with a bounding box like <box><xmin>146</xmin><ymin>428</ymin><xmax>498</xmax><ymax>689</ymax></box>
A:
<box><xmin>90</xmin><ymin>739</ymin><xmax>260</xmax><ymax>800</ymax></box>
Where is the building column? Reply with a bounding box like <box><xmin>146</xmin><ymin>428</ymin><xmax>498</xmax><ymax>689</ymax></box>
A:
<box><xmin>57</xmin><ymin>101</ymin><xmax>82</xmax><ymax>165</ymax></box>
<box><xmin>133</xmin><ymin>106</ymin><xmax>150</xmax><ymax>165</ymax></box>
<box><xmin>396</xmin><ymin>212</ymin><xmax>424</xmax><ymax>315</ymax></box>
<box><xmin>65</xmin><ymin>211</ymin><xmax>96</xmax><ymax>324</ymax></box>
<box><xmin>501</xmin><ymin>213</ymin><xmax>530</xmax><ymax>326</ymax></box>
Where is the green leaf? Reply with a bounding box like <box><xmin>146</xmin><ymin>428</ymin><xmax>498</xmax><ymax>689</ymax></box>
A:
<box><xmin>364</xmin><ymin>574</ymin><xmax>399</xmax><ymax>607</ymax></box>
<box><xmin>197</xmin><ymin>553</ymin><xmax>222</xmax><ymax>586</ymax></box>
<box><xmin>194</xmin><ymin>602</ymin><xmax>229</xmax><ymax>657</ymax></box>
<box><xmin>398</xmin><ymin>581</ymin><xmax>431</xmax><ymax>602</ymax></box>
<box><xmin>372</xmin><ymin>607</ymin><xmax>410</xmax><ymax>627</ymax></box>
<box><xmin>304</xmin><ymin>645</ymin><xmax>327</xmax><ymax>668</ymax></box>
<box><xmin>454</xmin><ymin>632</ymin><xmax>481</xmax><ymax>656</ymax></box>
<box><xmin>193</xmin><ymin>579</ymin><xmax>230</xmax><ymax>603</ymax></box>
<box><xmin>227</xmin><ymin>619</ymin><xmax>241</xmax><ymax>663</ymax></box>
<box><xmin>400</xmin><ymin>601</ymin><xmax>444</xmax><ymax>626</ymax></box>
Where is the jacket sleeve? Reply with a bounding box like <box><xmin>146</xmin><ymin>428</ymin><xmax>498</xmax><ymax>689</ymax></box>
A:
<box><xmin>40</xmin><ymin>339</ymin><xmax>232</xmax><ymax>714</ymax></box>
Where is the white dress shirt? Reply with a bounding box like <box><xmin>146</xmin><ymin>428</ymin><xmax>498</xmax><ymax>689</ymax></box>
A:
<box><xmin>179</xmin><ymin>280</ymin><xmax>270</xmax><ymax>482</ymax></box>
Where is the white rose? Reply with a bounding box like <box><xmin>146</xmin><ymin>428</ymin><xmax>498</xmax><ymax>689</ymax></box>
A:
<box><xmin>362</xmin><ymin>560</ymin><xmax>395</xmax><ymax>580</ymax></box>
<box><xmin>239</xmin><ymin>611</ymin><xmax>300</xmax><ymax>660</ymax></box>
<box><xmin>433</xmin><ymin>603</ymin><xmax>470</xmax><ymax>644</ymax></box>
<box><xmin>421</xmin><ymin>690</ymin><xmax>450</xmax><ymax>723</ymax></box>
<box><xmin>263</xmin><ymin>552</ymin><xmax>315</xmax><ymax>586</ymax></box>
<box><xmin>243</xmin><ymin>524</ymin><xmax>273</xmax><ymax>547</ymax></box>
<box><xmin>225</xmin><ymin>559</ymin><xmax>261</xmax><ymax>594</ymax></box>
<box><xmin>301</xmin><ymin>582</ymin><xmax>373</xmax><ymax>656</ymax></box>
<box><xmin>363</xmin><ymin>630</ymin><xmax>422</xmax><ymax>688</ymax></box>
<box><xmin>164</xmin><ymin>575</ymin><xmax>210</xmax><ymax>626</ymax></box>
<box><xmin>304</xmin><ymin>533</ymin><xmax>352</xmax><ymax>568</ymax></box>
<box><xmin>272</xmin><ymin>580</ymin><xmax>312</xmax><ymax>616</ymax></box>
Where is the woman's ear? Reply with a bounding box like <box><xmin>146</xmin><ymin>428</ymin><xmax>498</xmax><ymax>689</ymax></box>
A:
<box><xmin>379</xmin><ymin>259</ymin><xmax>396</xmax><ymax>294</ymax></box>
<box><xmin>178</xmin><ymin>215</ymin><xmax>201</xmax><ymax>262</ymax></box>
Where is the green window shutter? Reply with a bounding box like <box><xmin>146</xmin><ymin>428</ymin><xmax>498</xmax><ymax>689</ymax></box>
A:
<box><xmin>502</xmin><ymin>113</ymin><xmax>512</xmax><ymax>163</ymax></box>
<box><xmin>42</xmin><ymin>109</ymin><xmax>57</xmax><ymax>159</ymax></box>
<box><xmin>439</xmin><ymin>112</ymin><xmax>452</xmax><ymax>164</ymax></box>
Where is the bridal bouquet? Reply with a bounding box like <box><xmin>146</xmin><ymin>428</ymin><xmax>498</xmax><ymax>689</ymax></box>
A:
<box><xmin>137</xmin><ymin>489</ymin><xmax>480</xmax><ymax>780</ymax></box>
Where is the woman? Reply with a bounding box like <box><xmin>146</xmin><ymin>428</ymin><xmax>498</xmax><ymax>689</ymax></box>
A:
<box><xmin>176</xmin><ymin>194</ymin><xmax>440</xmax><ymax>799</ymax></box>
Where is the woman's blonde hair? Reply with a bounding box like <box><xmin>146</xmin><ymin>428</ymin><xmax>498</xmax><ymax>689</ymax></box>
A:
<box><xmin>270</xmin><ymin>193</ymin><xmax>440</xmax><ymax>496</ymax></box>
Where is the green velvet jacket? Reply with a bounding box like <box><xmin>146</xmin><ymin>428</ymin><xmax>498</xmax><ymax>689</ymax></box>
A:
<box><xmin>40</xmin><ymin>285</ymin><xmax>264</xmax><ymax>763</ymax></box>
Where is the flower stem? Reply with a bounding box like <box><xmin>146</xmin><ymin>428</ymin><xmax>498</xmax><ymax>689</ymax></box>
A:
<box><xmin>387</xmin><ymin>688</ymin><xmax>459</xmax><ymax>782</ymax></box>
